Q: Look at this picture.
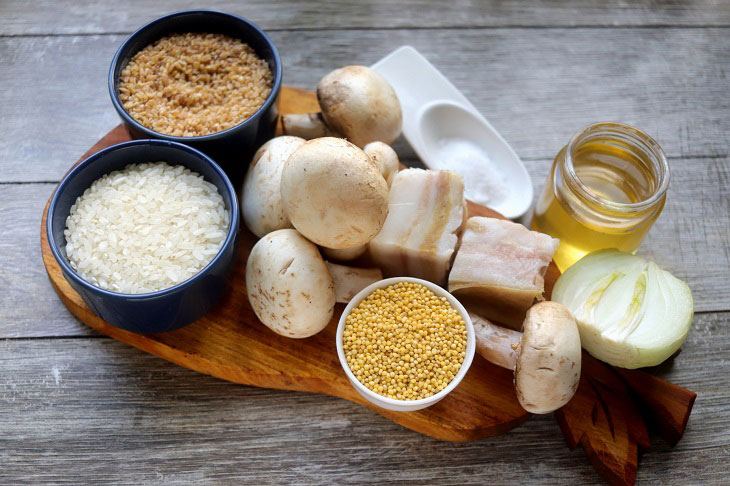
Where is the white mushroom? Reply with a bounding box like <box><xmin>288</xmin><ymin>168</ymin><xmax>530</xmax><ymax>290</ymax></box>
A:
<box><xmin>323</xmin><ymin>244</ymin><xmax>368</xmax><ymax>262</ymax></box>
<box><xmin>246</xmin><ymin>229</ymin><xmax>335</xmax><ymax>338</ymax></box>
<box><xmin>241</xmin><ymin>136</ymin><xmax>305</xmax><ymax>237</ymax></box>
<box><xmin>470</xmin><ymin>301</ymin><xmax>581</xmax><ymax>414</ymax></box>
<box><xmin>363</xmin><ymin>141</ymin><xmax>399</xmax><ymax>187</ymax></box>
<box><xmin>316</xmin><ymin>143</ymin><xmax>399</xmax><ymax>253</ymax></box>
<box><xmin>279</xmin><ymin>113</ymin><xmax>333</xmax><ymax>140</ymax></box>
<box><xmin>282</xmin><ymin>66</ymin><xmax>402</xmax><ymax>148</ymax></box>
<box><xmin>325</xmin><ymin>262</ymin><xmax>383</xmax><ymax>303</ymax></box>
<box><xmin>281</xmin><ymin>137</ymin><xmax>389</xmax><ymax>249</ymax></box>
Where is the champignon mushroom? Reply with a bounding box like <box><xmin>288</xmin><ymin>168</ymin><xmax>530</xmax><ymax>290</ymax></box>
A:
<box><xmin>281</xmin><ymin>137</ymin><xmax>389</xmax><ymax>249</ymax></box>
<box><xmin>246</xmin><ymin>229</ymin><xmax>335</xmax><ymax>338</ymax></box>
<box><xmin>470</xmin><ymin>301</ymin><xmax>581</xmax><ymax>414</ymax></box>
<box><xmin>363</xmin><ymin>141</ymin><xmax>399</xmax><ymax>187</ymax></box>
<box><xmin>323</xmin><ymin>244</ymin><xmax>368</xmax><ymax>262</ymax></box>
<box><xmin>242</xmin><ymin>136</ymin><xmax>306</xmax><ymax>237</ymax></box>
<box><xmin>281</xmin><ymin>66</ymin><xmax>402</xmax><ymax>148</ymax></box>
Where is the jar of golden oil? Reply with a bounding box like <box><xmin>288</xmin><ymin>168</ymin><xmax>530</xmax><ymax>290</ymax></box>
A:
<box><xmin>532</xmin><ymin>122</ymin><xmax>669</xmax><ymax>271</ymax></box>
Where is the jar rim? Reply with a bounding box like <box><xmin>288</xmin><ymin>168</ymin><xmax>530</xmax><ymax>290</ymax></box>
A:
<box><xmin>563</xmin><ymin>122</ymin><xmax>670</xmax><ymax>212</ymax></box>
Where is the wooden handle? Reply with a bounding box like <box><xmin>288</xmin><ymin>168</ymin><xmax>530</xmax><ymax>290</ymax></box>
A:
<box><xmin>555</xmin><ymin>352</ymin><xmax>696</xmax><ymax>486</ymax></box>
<box><xmin>614</xmin><ymin>365</ymin><xmax>696</xmax><ymax>447</ymax></box>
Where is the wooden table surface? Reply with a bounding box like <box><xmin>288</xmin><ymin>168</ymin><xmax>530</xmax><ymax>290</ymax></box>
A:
<box><xmin>1</xmin><ymin>1</ymin><xmax>728</xmax><ymax>484</ymax></box>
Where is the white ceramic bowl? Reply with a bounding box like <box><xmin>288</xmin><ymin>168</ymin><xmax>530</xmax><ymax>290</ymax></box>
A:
<box><xmin>336</xmin><ymin>277</ymin><xmax>475</xmax><ymax>412</ymax></box>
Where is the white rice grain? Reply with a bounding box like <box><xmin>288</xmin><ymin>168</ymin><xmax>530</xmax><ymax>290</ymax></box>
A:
<box><xmin>64</xmin><ymin>162</ymin><xmax>229</xmax><ymax>294</ymax></box>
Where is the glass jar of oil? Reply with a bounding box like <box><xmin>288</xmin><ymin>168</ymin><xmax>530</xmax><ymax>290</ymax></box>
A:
<box><xmin>532</xmin><ymin>122</ymin><xmax>669</xmax><ymax>271</ymax></box>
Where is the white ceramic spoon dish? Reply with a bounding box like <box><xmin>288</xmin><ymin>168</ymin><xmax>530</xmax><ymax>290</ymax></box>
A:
<box><xmin>371</xmin><ymin>46</ymin><xmax>532</xmax><ymax>219</ymax></box>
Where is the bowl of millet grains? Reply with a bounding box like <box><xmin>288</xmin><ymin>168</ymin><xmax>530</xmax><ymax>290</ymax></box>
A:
<box><xmin>336</xmin><ymin>277</ymin><xmax>475</xmax><ymax>412</ymax></box>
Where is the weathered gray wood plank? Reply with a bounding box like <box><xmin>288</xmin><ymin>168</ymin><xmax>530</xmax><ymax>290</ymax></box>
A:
<box><xmin>3</xmin><ymin>1</ymin><xmax>728</xmax><ymax>484</ymax></box>
<box><xmin>2</xmin><ymin>28</ymin><xmax>729</xmax><ymax>183</ymax></box>
<box><xmin>0</xmin><ymin>184</ymin><xmax>97</xmax><ymax>338</ymax></box>
<box><xmin>2</xmin><ymin>0</ymin><xmax>729</xmax><ymax>35</ymax></box>
<box><xmin>0</xmin><ymin>311</ymin><xmax>726</xmax><ymax>485</ymax></box>
<box><xmin>2</xmin><ymin>150</ymin><xmax>727</xmax><ymax>339</ymax></box>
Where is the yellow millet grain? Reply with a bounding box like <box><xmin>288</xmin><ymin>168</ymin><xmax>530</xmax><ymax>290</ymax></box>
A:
<box><xmin>118</xmin><ymin>32</ymin><xmax>273</xmax><ymax>137</ymax></box>
<box><xmin>343</xmin><ymin>281</ymin><xmax>468</xmax><ymax>401</ymax></box>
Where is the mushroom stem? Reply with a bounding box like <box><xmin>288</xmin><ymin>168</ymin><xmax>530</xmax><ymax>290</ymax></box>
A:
<box><xmin>469</xmin><ymin>312</ymin><xmax>521</xmax><ymax>370</ymax></box>
<box><xmin>471</xmin><ymin>302</ymin><xmax>581</xmax><ymax>414</ymax></box>
<box><xmin>281</xmin><ymin>113</ymin><xmax>338</xmax><ymax>139</ymax></box>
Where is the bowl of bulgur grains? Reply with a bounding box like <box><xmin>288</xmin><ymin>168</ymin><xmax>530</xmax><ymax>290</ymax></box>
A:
<box><xmin>108</xmin><ymin>10</ymin><xmax>282</xmax><ymax>168</ymax></box>
<box><xmin>336</xmin><ymin>277</ymin><xmax>476</xmax><ymax>412</ymax></box>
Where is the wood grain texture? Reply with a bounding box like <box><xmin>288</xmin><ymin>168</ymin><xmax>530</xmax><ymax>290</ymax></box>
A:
<box><xmin>2</xmin><ymin>28</ymin><xmax>730</xmax><ymax>182</ymax></box>
<box><xmin>2</xmin><ymin>0</ymin><xmax>729</xmax><ymax>35</ymax></box>
<box><xmin>3</xmin><ymin>1</ymin><xmax>729</xmax><ymax>484</ymax></box>
<box><xmin>0</xmin><ymin>312</ymin><xmax>726</xmax><ymax>485</ymax></box>
<box><xmin>36</xmin><ymin>91</ymin><xmax>699</xmax><ymax>484</ymax></box>
<box><xmin>37</xmin><ymin>93</ymin><xmax>534</xmax><ymax>443</ymax></box>
<box><xmin>0</xmin><ymin>183</ymin><xmax>97</xmax><ymax>338</ymax></box>
<box><xmin>555</xmin><ymin>354</ymin><xmax>657</xmax><ymax>486</ymax></box>
<box><xmin>614</xmin><ymin>366</ymin><xmax>697</xmax><ymax>447</ymax></box>
<box><xmin>3</xmin><ymin>153</ymin><xmax>725</xmax><ymax>340</ymax></box>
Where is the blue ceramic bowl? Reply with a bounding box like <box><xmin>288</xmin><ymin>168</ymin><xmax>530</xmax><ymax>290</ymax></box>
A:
<box><xmin>46</xmin><ymin>139</ymin><xmax>240</xmax><ymax>333</ymax></box>
<box><xmin>108</xmin><ymin>10</ymin><xmax>282</xmax><ymax>175</ymax></box>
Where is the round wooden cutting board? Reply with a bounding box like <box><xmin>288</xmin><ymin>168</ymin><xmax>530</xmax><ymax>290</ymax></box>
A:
<box><xmin>40</xmin><ymin>86</ymin><xmax>557</xmax><ymax>441</ymax></box>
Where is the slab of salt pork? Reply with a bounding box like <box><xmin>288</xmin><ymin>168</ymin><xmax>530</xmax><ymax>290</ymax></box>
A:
<box><xmin>369</xmin><ymin>169</ymin><xmax>466</xmax><ymax>285</ymax></box>
<box><xmin>448</xmin><ymin>217</ymin><xmax>559</xmax><ymax>330</ymax></box>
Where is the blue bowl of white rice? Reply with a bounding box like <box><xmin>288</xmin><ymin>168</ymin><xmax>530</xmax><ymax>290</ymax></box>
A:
<box><xmin>46</xmin><ymin>139</ymin><xmax>240</xmax><ymax>333</ymax></box>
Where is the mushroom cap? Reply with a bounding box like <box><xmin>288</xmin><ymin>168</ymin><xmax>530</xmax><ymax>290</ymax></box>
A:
<box><xmin>245</xmin><ymin>229</ymin><xmax>335</xmax><ymax>338</ymax></box>
<box><xmin>242</xmin><ymin>136</ymin><xmax>306</xmax><ymax>237</ymax></box>
<box><xmin>363</xmin><ymin>141</ymin><xmax>400</xmax><ymax>188</ymax></box>
<box><xmin>317</xmin><ymin>66</ymin><xmax>402</xmax><ymax>148</ymax></box>
<box><xmin>514</xmin><ymin>301</ymin><xmax>582</xmax><ymax>414</ymax></box>
<box><xmin>281</xmin><ymin>137</ymin><xmax>389</xmax><ymax>249</ymax></box>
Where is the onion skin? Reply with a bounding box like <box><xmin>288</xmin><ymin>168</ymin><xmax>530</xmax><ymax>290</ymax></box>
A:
<box><xmin>552</xmin><ymin>249</ymin><xmax>693</xmax><ymax>369</ymax></box>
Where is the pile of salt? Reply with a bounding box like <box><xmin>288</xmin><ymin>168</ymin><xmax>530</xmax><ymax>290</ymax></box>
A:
<box><xmin>429</xmin><ymin>138</ymin><xmax>507</xmax><ymax>207</ymax></box>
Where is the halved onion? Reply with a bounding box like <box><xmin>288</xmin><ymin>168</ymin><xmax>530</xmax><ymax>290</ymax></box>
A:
<box><xmin>552</xmin><ymin>249</ymin><xmax>693</xmax><ymax>369</ymax></box>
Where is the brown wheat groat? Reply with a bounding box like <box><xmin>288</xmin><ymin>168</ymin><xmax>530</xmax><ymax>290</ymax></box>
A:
<box><xmin>118</xmin><ymin>32</ymin><xmax>273</xmax><ymax>137</ymax></box>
